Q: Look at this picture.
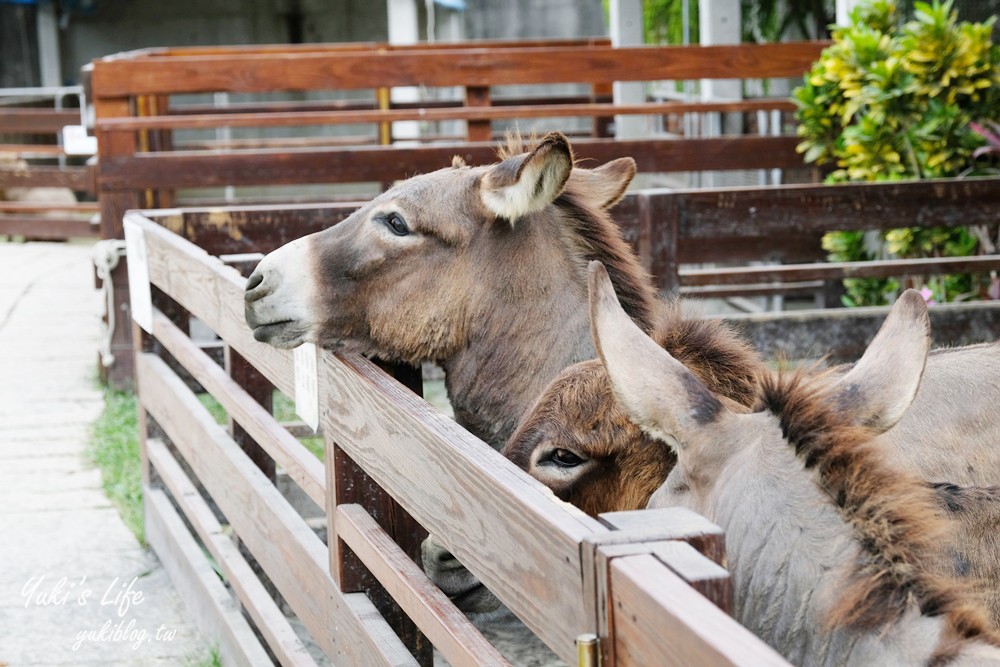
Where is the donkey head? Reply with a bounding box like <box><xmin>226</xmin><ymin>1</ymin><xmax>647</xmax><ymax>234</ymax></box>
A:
<box><xmin>502</xmin><ymin>359</ymin><xmax>671</xmax><ymax>516</ymax></box>
<box><xmin>588</xmin><ymin>260</ymin><xmax>931</xmax><ymax>515</ymax></box>
<box><xmin>503</xmin><ymin>296</ymin><xmax>761</xmax><ymax>517</ymax></box>
<box><xmin>244</xmin><ymin>133</ymin><xmax>637</xmax><ymax>366</ymax></box>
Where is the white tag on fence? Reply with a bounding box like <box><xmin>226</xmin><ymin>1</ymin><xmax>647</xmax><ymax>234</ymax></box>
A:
<box><xmin>61</xmin><ymin>125</ymin><xmax>98</xmax><ymax>156</ymax></box>
<box><xmin>294</xmin><ymin>342</ymin><xmax>320</xmax><ymax>433</ymax></box>
<box><xmin>123</xmin><ymin>218</ymin><xmax>153</xmax><ymax>333</ymax></box>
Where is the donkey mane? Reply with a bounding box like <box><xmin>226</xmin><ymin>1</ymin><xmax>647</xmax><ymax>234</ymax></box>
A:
<box><xmin>556</xmin><ymin>187</ymin><xmax>658</xmax><ymax>332</ymax></box>
<box><xmin>757</xmin><ymin>371</ymin><xmax>1000</xmax><ymax>662</ymax></box>
<box><xmin>651</xmin><ymin>301</ymin><xmax>760</xmax><ymax>407</ymax></box>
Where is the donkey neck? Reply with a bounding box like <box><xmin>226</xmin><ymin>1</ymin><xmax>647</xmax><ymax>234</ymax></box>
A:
<box><xmin>442</xmin><ymin>262</ymin><xmax>596</xmax><ymax>449</ymax></box>
<box><xmin>443</xmin><ymin>199</ymin><xmax>655</xmax><ymax>449</ymax></box>
<box><xmin>711</xmin><ymin>440</ymin><xmax>948</xmax><ymax>666</ymax></box>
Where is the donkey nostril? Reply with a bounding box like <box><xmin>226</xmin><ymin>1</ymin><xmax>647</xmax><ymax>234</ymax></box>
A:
<box><xmin>246</xmin><ymin>271</ymin><xmax>264</xmax><ymax>292</ymax></box>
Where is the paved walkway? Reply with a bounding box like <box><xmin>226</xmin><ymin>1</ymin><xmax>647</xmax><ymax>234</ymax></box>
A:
<box><xmin>0</xmin><ymin>242</ymin><xmax>203</xmax><ymax>666</ymax></box>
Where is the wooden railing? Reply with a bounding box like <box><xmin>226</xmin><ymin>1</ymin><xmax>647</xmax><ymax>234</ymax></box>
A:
<box><xmin>149</xmin><ymin>174</ymin><xmax>1000</xmax><ymax>363</ymax></box>
<box><xmin>87</xmin><ymin>38</ymin><xmax>827</xmax><ymax>385</ymax></box>
<box><xmin>0</xmin><ymin>86</ymin><xmax>98</xmax><ymax>240</ymax></box>
<box><xmin>125</xmin><ymin>207</ymin><xmax>789</xmax><ymax>666</ymax></box>
<box><xmin>614</xmin><ymin>176</ymin><xmax>1000</xmax><ymax>360</ymax></box>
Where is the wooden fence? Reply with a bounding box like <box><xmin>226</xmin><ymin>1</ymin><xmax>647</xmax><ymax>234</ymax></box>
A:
<box><xmin>0</xmin><ymin>86</ymin><xmax>98</xmax><ymax>240</ymax></box>
<box><xmin>87</xmin><ymin>37</ymin><xmax>827</xmax><ymax>385</ymax></box>
<box><xmin>125</xmin><ymin>207</ymin><xmax>791</xmax><ymax>666</ymax></box>
<box><xmin>613</xmin><ymin>176</ymin><xmax>1000</xmax><ymax>360</ymax></box>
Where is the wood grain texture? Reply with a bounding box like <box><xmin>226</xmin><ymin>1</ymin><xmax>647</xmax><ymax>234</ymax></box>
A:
<box><xmin>96</xmin><ymin>99</ymin><xmax>797</xmax><ymax>133</ymax></box>
<box><xmin>650</xmin><ymin>542</ymin><xmax>731</xmax><ymax>614</ymax></box>
<box><xmin>610</xmin><ymin>555</ymin><xmax>790</xmax><ymax>667</ymax></box>
<box><xmin>599</xmin><ymin>508</ymin><xmax>727</xmax><ymax>566</ymax></box>
<box><xmin>130</xmin><ymin>213</ymin><xmax>297</xmax><ymax>398</ymax></box>
<box><xmin>0</xmin><ymin>108</ymin><xmax>80</xmax><ymax>134</ymax></box>
<box><xmin>148</xmin><ymin>438</ymin><xmax>319</xmax><ymax>667</ymax></box>
<box><xmin>144</xmin><ymin>488</ymin><xmax>275</xmax><ymax>666</ymax></box>
<box><xmin>97</xmin><ymin>136</ymin><xmax>803</xmax><ymax>190</ymax></box>
<box><xmin>661</xmin><ymin>176</ymin><xmax>1000</xmax><ymax>240</ymax></box>
<box><xmin>0</xmin><ymin>165</ymin><xmax>94</xmax><ymax>191</ymax></box>
<box><xmin>90</xmin><ymin>42</ymin><xmax>826</xmax><ymax>96</ymax></box>
<box><xmin>336</xmin><ymin>504</ymin><xmax>511</xmax><ymax>667</ymax></box>
<box><xmin>320</xmin><ymin>350</ymin><xmax>606</xmax><ymax>663</ymax></box>
<box><xmin>148</xmin><ymin>308</ymin><xmax>325</xmax><ymax>506</ymax></box>
<box><xmin>136</xmin><ymin>352</ymin><xmax>416</xmax><ymax>666</ymax></box>
<box><xmin>680</xmin><ymin>255</ymin><xmax>1000</xmax><ymax>287</ymax></box>
<box><xmin>0</xmin><ymin>217</ymin><xmax>98</xmax><ymax>239</ymax></box>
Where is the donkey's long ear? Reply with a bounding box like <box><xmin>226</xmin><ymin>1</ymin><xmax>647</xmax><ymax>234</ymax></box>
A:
<box><xmin>833</xmin><ymin>289</ymin><xmax>931</xmax><ymax>433</ymax></box>
<box><xmin>566</xmin><ymin>157</ymin><xmax>636</xmax><ymax>210</ymax></box>
<box><xmin>589</xmin><ymin>261</ymin><xmax>725</xmax><ymax>450</ymax></box>
<box><xmin>481</xmin><ymin>132</ymin><xmax>573</xmax><ymax>222</ymax></box>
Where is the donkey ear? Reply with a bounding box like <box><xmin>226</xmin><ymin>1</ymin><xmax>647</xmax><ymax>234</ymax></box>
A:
<box><xmin>589</xmin><ymin>261</ymin><xmax>725</xmax><ymax>450</ymax></box>
<box><xmin>566</xmin><ymin>157</ymin><xmax>636</xmax><ymax>209</ymax></box>
<box><xmin>833</xmin><ymin>289</ymin><xmax>931</xmax><ymax>433</ymax></box>
<box><xmin>481</xmin><ymin>132</ymin><xmax>573</xmax><ymax>221</ymax></box>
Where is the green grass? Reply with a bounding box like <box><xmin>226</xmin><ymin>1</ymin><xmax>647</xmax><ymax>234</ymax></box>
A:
<box><xmin>88</xmin><ymin>388</ymin><xmax>145</xmax><ymax>545</ymax></box>
<box><xmin>184</xmin><ymin>644</ymin><xmax>222</xmax><ymax>667</ymax></box>
<box><xmin>88</xmin><ymin>385</ymin><xmax>324</xmax><ymax>550</ymax></box>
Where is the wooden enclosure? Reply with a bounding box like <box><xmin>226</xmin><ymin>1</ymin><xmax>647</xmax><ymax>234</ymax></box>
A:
<box><xmin>615</xmin><ymin>175</ymin><xmax>1000</xmax><ymax>360</ymax></box>
<box><xmin>0</xmin><ymin>87</ymin><xmax>98</xmax><ymax>240</ymax></box>
<box><xmin>124</xmin><ymin>169</ymin><xmax>1000</xmax><ymax>665</ymax></box>
<box><xmin>126</xmin><ymin>206</ymin><xmax>791</xmax><ymax>666</ymax></box>
<box><xmin>87</xmin><ymin>37</ymin><xmax>827</xmax><ymax>385</ymax></box>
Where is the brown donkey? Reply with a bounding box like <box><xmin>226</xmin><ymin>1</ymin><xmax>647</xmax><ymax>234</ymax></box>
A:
<box><xmin>590</xmin><ymin>261</ymin><xmax>1000</xmax><ymax>665</ymax></box>
<box><xmin>245</xmin><ymin>132</ymin><xmax>656</xmax><ymax>449</ymax></box>
<box><xmin>503</xmin><ymin>299</ymin><xmax>761</xmax><ymax>517</ymax></box>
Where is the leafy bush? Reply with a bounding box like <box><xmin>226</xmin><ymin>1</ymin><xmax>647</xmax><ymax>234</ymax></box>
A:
<box><xmin>792</xmin><ymin>0</ymin><xmax>999</xmax><ymax>306</ymax></box>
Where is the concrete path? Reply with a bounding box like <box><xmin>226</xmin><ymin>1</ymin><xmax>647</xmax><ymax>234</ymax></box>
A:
<box><xmin>0</xmin><ymin>242</ymin><xmax>204</xmax><ymax>666</ymax></box>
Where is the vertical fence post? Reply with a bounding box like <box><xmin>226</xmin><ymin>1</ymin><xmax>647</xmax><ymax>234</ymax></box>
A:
<box><xmin>465</xmin><ymin>85</ymin><xmax>491</xmax><ymax>142</ymax></box>
<box><xmin>94</xmin><ymin>96</ymin><xmax>142</xmax><ymax>388</ymax></box>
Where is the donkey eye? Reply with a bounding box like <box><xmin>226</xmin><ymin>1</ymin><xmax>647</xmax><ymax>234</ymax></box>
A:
<box><xmin>550</xmin><ymin>449</ymin><xmax>585</xmax><ymax>468</ymax></box>
<box><xmin>382</xmin><ymin>213</ymin><xmax>410</xmax><ymax>236</ymax></box>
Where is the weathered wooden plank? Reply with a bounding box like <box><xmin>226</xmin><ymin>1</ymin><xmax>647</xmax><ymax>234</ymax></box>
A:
<box><xmin>131</xmin><ymin>213</ymin><xmax>297</xmax><ymax>397</ymax></box>
<box><xmin>151</xmin><ymin>37</ymin><xmax>610</xmax><ymax>58</ymax></box>
<box><xmin>610</xmin><ymin>555</ymin><xmax>790</xmax><ymax>667</ymax></box>
<box><xmin>90</xmin><ymin>42</ymin><xmax>825</xmax><ymax>96</ymax></box>
<box><xmin>136</xmin><ymin>352</ymin><xmax>416</xmax><ymax>666</ymax></box>
<box><xmin>321</xmin><ymin>351</ymin><xmax>606</xmax><ymax>663</ymax></box>
<box><xmin>680</xmin><ymin>255</ymin><xmax>1000</xmax><ymax>287</ymax></box>
<box><xmin>148</xmin><ymin>438</ymin><xmax>319</xmax><ymax>667</ymax></box>
<box><xmin>96</xmin><ymin>100</ymin><xmax>797</xmax><ymax>133</ymax></box>
<box><xmin>0</xmin><ymin>165</ymin><xmax>94</xmax><ymax>191</ymax></box>
<box><xmin>599</xmin><ymin>507</ymin><xmax>727</xmax><ymax>566</ymax></box>
<box><xmin>0</xmin><ymin>202</ymin><xmax>99</xmax><ymax>212</ymax></box>
<box><xmin>98</xmin><ymin>136</ymin><xmax>803</xmax><ymax>190</ymax></box>
<box><xmin>144</xmin><ymin>488</ymin><xmax>275</xmax><ymax>666</ymax></box>
<box><xmin>0</xmin><ymin>216</ymin><xmax>98</xmax><ymax>239</ymax></box>
<box><xmin>336</xmin><ymin>504</ymin><xmax>511</xmax><ymax>667</ymax></box>
<box><xmin>650</xmin><ymin>541</ymin><xmax>731</xmax><ymax>614</ymax></box>
<box><xmin>722</xmin><ymin>300</ymin><xmax>1000</xmax><ymax>362</ymax></box>
<box><xmin>148</xmin><ymin>308</ymin><xmax>324</xmax><ymax>506</ymax></box>
<box><xmin>0</xmin><ymin>143</ymin><xmax>64</xmax><ymax>155</ymax></box>
<box><xmin>0</xmin><ymin>108</ymin><xmax>80</xmax><ymax>134</ymax></box>
<box><xmin>659</xmin><ymin>176</ymin><xmax>1000</xmax><ymax>240</ymax></box>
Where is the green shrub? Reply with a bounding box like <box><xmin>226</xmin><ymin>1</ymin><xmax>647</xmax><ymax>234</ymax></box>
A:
<box><xmin>792</xmin><ymin>0</ymin><xmax>999</xmax><ymax>306</ymax></box>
